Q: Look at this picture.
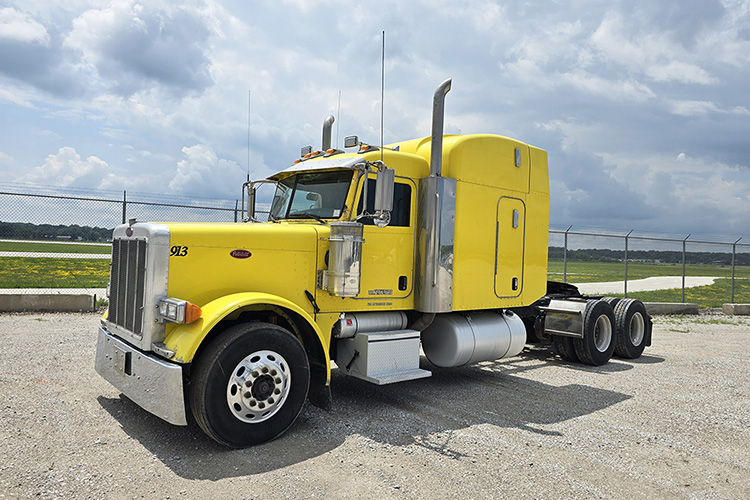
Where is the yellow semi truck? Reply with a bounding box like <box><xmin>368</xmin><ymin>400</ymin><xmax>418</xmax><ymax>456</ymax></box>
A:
<box><xmin>95</xmin><ymin>79</ymin><xmax>651</xmax><ymax>447</ymax></box>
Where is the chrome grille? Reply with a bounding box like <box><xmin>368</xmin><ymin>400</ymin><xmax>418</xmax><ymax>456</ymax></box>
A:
<box><xmin>109</xmin><ymin>238</ymin><xmax>147</xmax><ymax>335</ymax></box>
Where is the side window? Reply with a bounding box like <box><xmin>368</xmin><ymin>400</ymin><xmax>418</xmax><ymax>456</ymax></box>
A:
<box><xmin>357</xmin><ymin>179</ymin><xmax>412</xmax><ymax>227</ymax></box>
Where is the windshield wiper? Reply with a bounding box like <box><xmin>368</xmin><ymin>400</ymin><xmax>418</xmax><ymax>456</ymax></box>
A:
<box><xmin>287</xmin><ymin>212</ymin><xmax>327</xmax><ymax>224</ymax></box>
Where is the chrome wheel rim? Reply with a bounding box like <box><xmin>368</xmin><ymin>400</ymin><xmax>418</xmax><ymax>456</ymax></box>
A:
<box><xmin>629</xmin><ymin>312</ymin><xmax>645</xmax><ymax>347</ymax></box>
<box><xmin>594</xmin><ymin>315</ymin><xmax>613</xmax><ymax>352</ymax></box>
<box><xmin>227</xmin><ymin>350</ymin><xmax>290</xmax><ymax>424</ymax></box>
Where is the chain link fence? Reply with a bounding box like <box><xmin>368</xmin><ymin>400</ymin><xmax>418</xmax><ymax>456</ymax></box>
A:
<box><xmin>1</xmin><ymin>183</ymin><xmax>748</xmax><ymax>306</ymax></box>
<box><xmin>549</xmin><ymin>227</ymin><xmax>750</xmax><ymax>307</ymax></box>
<box><xmin>0</xmin><ymin>184</ymin><xmax>248</xmax><ymax>292</ymax></box>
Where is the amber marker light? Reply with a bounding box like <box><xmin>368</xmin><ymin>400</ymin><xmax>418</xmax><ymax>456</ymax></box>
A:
<box><xmin>184</xmin><ymin>302</ymin><xmax>202</xmax><ymax>324</ymax></box>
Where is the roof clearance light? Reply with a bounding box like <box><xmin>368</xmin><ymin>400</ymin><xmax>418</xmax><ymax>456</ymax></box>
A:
<box><xmin>157</xmin><ymin>297</ymin><xmax>202</xmax><ymax>324</ymax></box>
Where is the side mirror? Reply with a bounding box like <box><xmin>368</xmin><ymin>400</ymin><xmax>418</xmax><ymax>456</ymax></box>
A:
<box><xmin>374</xmin><ymin>167</ymin><xmax>395</xmax><ymax>212</ymax></box>
<box><xmin>344</xmin><ymin>135</ymin><xmax>359</xmax><ymax>148</ymax></box>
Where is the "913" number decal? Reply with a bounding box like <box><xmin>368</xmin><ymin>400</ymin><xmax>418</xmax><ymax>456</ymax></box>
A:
<box><xmin>170</xmin><ymin>245</ymin><xmax>188</xmax><ymax>257</ymax></box>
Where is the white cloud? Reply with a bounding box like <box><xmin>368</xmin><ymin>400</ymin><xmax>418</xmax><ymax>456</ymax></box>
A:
<box><xmin>646</xmin><ymin>60</ymin><xmax>717</xmax><ymax>85</ymax></box>
<box><xmin>64</xmin><ymin>0</ymin><xmax>216</xmax><ymax>97</ymax></box>
<box><xmin>19</xmin><ymin>147</ymin><xmax>111</xmax><ymax>187</ymax></box>
<box><xmin>0</xmin><ymin>87</ymin><xmax>35</xmax><ymax>108</ymax></box>
<box><xmin>169</xmin><ymin>144</ymin><xmax>245</xmax><ymax>199</ymax></box>
<box><xmin>562</xmin><ymin>71</ymin><xmax>656</xmax><ymax>102</ymax></box>
<box><xmin>668</xmin><ymin>100</ymin><xmax>722</xmax><ymax>116</ymax></box>
<box><xmin>0</xmin><ymin>7</ymin><xmax>50</xmax><ymax>45</ymax></box>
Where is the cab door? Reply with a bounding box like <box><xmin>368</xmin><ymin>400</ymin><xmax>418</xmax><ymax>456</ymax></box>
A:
<box><xmin>356</xmin><ymin>176</ymin><xmax>416</xmax><ymax>306</ymax></box>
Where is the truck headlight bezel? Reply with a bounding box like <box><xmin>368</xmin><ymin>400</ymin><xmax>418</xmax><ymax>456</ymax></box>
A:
<box><xmin>156</xmin><ymin>297</ymin><xmax>202</xmax><ymax>324</ymax></box>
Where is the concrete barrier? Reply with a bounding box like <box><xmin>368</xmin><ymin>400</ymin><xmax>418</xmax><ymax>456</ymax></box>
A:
<box><xmin>643</xmin><ymin>302</ymin><xmax>700</xmax><ymax>315</ymax></box>
<box><xmin>722</xmin><ymin>304</ymin><xmax>750</xmax><ymax>315</ymax></box>
<box><xmin>0</xmin><ymin>294</ymin><xmax>95</xmax><ymax>312</ymax></box>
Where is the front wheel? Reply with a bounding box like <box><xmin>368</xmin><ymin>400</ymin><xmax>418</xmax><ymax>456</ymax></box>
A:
<box><xmin>189</xmin><ymin>322</ymin><xmax>310</xmax><ymax>447</ymax></box>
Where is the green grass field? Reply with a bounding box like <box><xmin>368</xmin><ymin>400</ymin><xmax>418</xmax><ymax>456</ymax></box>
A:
<box><xmin>548</xmin><ymin>260</ymin><xmax>750</xmax><ymax>307</ymax></box>
<box><xmin>621</xmin><ymin>279</ymin><xmax>750</xmax><ymax>308</ymax></box>
<box><xmin>548</xmin><ymin>259</ymin><xmax>750</xmax><ymax>282</ymax></box>
<box><xmin>0</xmin><ymin>257</ymin><xmax>109</xmax><ymax>288</ymax></box>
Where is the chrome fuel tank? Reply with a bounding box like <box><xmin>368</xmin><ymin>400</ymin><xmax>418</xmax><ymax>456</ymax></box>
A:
<box><xmin>421</xmin><ymin>310</ymin><xmax>526</xmax><ymax>368</ymax></box>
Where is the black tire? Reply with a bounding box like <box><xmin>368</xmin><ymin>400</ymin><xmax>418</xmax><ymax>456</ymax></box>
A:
<box><xmin>613</xmin><ymin>299</ymin><xmax>650</xmax><ymax>359</ymax></box>
<box><xmin>573</xmin><ymin>300</ymin><xmax>616</xmax><ymax>366</ymax></box>
<box><xmin>602</xmin><ymin>297</ymin><xmax>620</xmax><ymax>308</ymax></box>
<box><xmin>523</xmin><ymin>316</ymin><xmax>544</xmax><ymax>343</ymax></box>
<box><xmin>552</xmin><ymin>334</ymin><xmax>579</xmax><ymax>362</ymax></box>
<box><xmin>189</xmin><ymin>322</ymin><xmax>310</xmax><ymax>448</ymax></box>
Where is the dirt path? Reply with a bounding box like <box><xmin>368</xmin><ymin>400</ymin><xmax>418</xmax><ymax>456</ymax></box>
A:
<box><xmin>574</xmin><ymin>276</ymin><xmax>720</xmax><ymax>294</ymax></box>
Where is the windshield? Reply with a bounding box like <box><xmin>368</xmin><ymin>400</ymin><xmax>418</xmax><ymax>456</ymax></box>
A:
<box><xmin>269</xmin><ymin>170</ymin><xmax>354</xmax><ymax>220</ymax></box>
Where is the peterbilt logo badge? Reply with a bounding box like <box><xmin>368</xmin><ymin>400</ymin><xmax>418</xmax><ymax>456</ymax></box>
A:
<box><xmin>125</xmin><ymin>227</ymin><xmax>133</xmax><ymax>237</ymax></box>
<box><xmin>230</xmin><ymin>249</ymin><xmax>252</xmax><ymax>259</ymax></box>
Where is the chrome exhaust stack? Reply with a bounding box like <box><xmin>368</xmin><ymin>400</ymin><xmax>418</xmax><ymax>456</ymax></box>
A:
<box><xmin>429</xmin><ymin>79</ymin><xmax>452</xmax><ymax>177</ymax></box>
<box><xmin>415</xmin><ymin>79</ymin><xmax>456</xmax><ymax>314</ymax></box>
<box><xmin>322</xmin><ymin>115</ymin><xmax>335</xmax><ymax>150</ymax></box>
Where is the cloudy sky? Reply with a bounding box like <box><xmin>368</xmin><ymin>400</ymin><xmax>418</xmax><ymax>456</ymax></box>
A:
<box><xmin>1</xmin><ymin>0</ymin><xmax>749</xmax><ymax>239</ymax></box>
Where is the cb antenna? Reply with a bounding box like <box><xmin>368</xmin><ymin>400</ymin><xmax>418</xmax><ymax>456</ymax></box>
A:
<box><xmin>336</xmin><ymin>90</ymin><xmax>341</xmax><ymax>148</ymax></box>
<box><xmin>247</xmin><ymin>89</ymin><xmax>258</xmax><ymax>182</ymax></box>
<box><xmin>380</xmin><ymin>30</ymin><xmax>385</xmax><ymax>162</ymax></box>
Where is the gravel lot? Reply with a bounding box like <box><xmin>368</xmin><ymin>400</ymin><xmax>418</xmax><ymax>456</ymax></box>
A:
<box><xmin>1</xmin><ymin>311</ymin><xmax>748</xmax><ymax>499</ymax></box>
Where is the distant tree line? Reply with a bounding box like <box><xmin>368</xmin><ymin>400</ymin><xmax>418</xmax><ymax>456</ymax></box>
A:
<box><xmin>0</xmin><ymin>221</ymin><xmax>112</xmax><ymax>242</ymax></box>
<box><xmin>548</xmin><ymin>246</ymin><xmax>750</xmax><ymax>266</ymax></box>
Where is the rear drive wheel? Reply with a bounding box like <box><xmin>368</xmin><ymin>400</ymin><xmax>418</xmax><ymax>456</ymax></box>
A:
<box><xmin>552</xmin><ymin>334</ymin><xmax>579</xmax><ymax>362</ymax></box>
<box><xmin>602</xmin><ymin>296</ymin><xmax>620</xmax><ymax>308</ymax></box>
<box><xmin>613</xmin><ymin>299</ymin><xmax>650</xmax><ymax>359</ymax></box>
<box><xmin>189</xmin><ymin>322</ymin><xmax>310</xmax><ymax>447</ymax></box>
<box><xmin>574</xmin><ymin>300</ymin><xmax>616</xmax><ymax>366</ymax></box>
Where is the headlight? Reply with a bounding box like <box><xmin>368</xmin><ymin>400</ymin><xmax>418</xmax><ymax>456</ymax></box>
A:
<box><xmin>156</xmin><ymin>297</ymin><xmax>202</xmax><ymax>324</ymax></box>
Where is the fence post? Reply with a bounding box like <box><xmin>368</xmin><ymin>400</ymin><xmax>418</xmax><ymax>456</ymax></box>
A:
<box><xmin>624</xmin><ymin>230</ymin><xmax>633</xmax><ymax>298</ymax></box>
<box><xmin>731</xmin><ymin>237</ymin><xmax>742</xmax><ymax>303</ymax></box>
<box><xmin>563</xmin><ymin>225</ymin><xmax>572</xmax><ymax>283</ymax></box>
<box><xmin>122</xmin><ymin>191</ymin><xmax>127</xmax><ymax>224</ymax></box>
<box><xmin>234</xmin><ymin>200</ymin><xmax>238</xmax><ymax>223</ymax></box>
<box><xmin>681</xmin><ymin>234</ymin><xmax>690</xmax><ymax>303</ymax></box>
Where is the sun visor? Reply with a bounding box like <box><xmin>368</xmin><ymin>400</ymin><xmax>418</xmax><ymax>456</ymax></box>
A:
<box><xmin>269</xmin><ymin>156</ymin><xmax>367</xmax><ymax>181</ymax></box>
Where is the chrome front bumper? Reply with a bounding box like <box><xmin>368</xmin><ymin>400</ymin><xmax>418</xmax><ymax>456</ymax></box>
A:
<box><xmin>95</xmin><ymin>325</ymin><xmax>187</xmax><ymax>426</ymax></box>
